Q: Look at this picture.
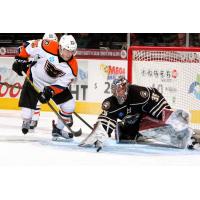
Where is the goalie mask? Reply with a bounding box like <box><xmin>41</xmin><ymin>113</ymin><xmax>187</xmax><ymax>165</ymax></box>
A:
<box><xmin>111</xmin><ymin>76</ymin><xmax>129</xmax><ymax>104</ymax></box>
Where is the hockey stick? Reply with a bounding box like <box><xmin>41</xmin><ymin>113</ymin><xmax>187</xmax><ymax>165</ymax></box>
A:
<box><xmin>21</xmin><ymin>71</ymin><xmax>82</xmax><ymax>137</ymax></box>
<box><xmin>73</xmin><ymin>111</ymin><xmax>93</xmax><ymax>130</ymax></box>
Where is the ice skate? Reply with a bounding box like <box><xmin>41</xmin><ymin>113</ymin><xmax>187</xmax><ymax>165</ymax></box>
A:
<box><xmin>22</xmin><ymin>119</ymin><xmax>31</xmax><ymax>134</ymax></box>
<box><xmin>52</xmin><ymin>120</ymin><xmax>73</xmax><ymax>141</ymax></box>
<box><xmin>30</xmin><ymin>120</ymin><xmax>38</xmax><ymax>130</ymax></box>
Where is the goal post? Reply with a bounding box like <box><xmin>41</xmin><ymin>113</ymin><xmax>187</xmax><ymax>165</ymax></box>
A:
<box><xmin>128</xmin><ymin>46</ymin><xmax>200</xmax><ymax>129</ymax></box>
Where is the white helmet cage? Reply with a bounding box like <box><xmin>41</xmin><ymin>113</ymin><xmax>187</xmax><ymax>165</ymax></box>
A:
<box><xmin>43</xmin><ymin>33</ymin><xmax>58</xmax><ymax>41</ymax></box>
<box><xmin>111</xmin><ymin>76</ymin><xmax>129</xmax><ymax>104</ymax></box>
<box><xmin>59</xmin><ymin>34</ymin><xmax>77</xmax><ymax>55</ymax></box>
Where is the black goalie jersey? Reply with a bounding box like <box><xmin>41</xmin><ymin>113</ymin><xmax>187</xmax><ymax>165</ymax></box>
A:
<box><xmin>98</xmin><ymin>84</ymin><xmax>171</xmax><ymax>137</ymax></box>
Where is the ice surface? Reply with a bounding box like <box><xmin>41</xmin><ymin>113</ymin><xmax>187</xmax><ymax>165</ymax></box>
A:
<box><xmin>0</xmin><ymin>109</ymin><xmax>200</xmax><ymax>166</ymax></box>
<box><xmin>0</xmin><ymin>111</ymin><xmax>199</xmax><ymax>200</ymax></box>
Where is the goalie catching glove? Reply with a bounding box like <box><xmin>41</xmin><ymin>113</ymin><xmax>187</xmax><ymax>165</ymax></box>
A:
<box><xmin>38</xmin><ymin>86</ymin><xmax>54</xmax><ymax>104</ymax></box>
<box><xmin>79</xmin><ymin>121</ymin><xmax>108</xmax><ymax>151</ymax></box>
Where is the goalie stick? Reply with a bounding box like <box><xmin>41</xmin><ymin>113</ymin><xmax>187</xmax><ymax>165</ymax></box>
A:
<box><xmin>21</xmin><ymin>71</ymin><xmax>82</xmax><ymax>137</ymax></box>
<box><xmin>73</xmin><ymin>111</ymin><xmax>93</xmax><ymax>130</ymax></box>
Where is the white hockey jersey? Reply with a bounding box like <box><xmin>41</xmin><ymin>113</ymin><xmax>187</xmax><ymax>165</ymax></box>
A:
<box><xmin>17</xmin><ymin>39</ymin><xmax>78</xmax><ymax>95</ymax></box>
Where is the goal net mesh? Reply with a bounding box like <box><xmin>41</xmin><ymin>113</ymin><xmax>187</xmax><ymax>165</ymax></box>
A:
<box><xmin>128</xmin><ymin>46</ymin><xmax>200</xmax><ymax>129</ymax></box>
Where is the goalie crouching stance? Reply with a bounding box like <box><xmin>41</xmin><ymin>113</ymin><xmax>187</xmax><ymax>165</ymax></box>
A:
<box><xmin>79</xmin><ymin>76</ymin><xmax>200</xmax><ymax>151</ymax></box>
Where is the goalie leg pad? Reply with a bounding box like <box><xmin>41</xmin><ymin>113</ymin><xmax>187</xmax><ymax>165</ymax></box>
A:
<box><xmin>166</xmin><ymin>109</ymin><xmax>190</xmax><ymax>132</ymax></box>
<box><xmin>140</xmin><ymin>125</ymin><xmax>192</xmax><ymax>149</ymax></box>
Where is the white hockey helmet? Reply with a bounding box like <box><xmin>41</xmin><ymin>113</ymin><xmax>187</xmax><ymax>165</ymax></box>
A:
<box><xmin>43</xmin><ymin>33</ymin><xmax>58</xmax><ymax>41</ymax></box>
<box><xmin>59</xmin><ymin>34</ymin><xmax>77</xmax><ymax>55</ymax></box>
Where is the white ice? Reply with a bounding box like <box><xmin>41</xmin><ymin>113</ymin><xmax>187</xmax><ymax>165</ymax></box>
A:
<box><xmin>0</xmin><ymin>109</ymin><xmax>200</xmax><ymax>200</ymax></box>
<box><xmin>0</xmin><ymin>109</ymin><xmax>200</xmax><ymax>166</ymax></box>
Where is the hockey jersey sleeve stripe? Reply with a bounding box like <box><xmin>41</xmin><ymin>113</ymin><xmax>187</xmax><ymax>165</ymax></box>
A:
<box><xmin>98</xmin><ymin>116</ymin><xmax>117</xmax><ymax>129</ymax></box>
<box><xmin>155</xmin><ymin>104</ymin><xmax>171</xmax><ymax>119</ymax></box>
<box><xmin>97</xmin><ymin>115</ymin><xmax>117</xmax><ymax>137</ymax></box>
<box><xmin>67</xmin><ymin>58</ymin><xmax>78</xmax><ymax>77</ymax></box>
<box><xmin>98</xmin><ymin>115</ymin><xmax>117</xmax><ymax>124</ymax></box>
<box><xmin>16</xmin><ymin>46</ymin><xmax>30</xmax><ymax>59</ymax></box>
<box><xmin>152</xmin><ymin>100</ymin><xmax>169</xmax><ymax>117</ymax></box>
<box><xmin>149</xmin><ymin>98</ymin><xmax>165</xmax><ymax>113</ymax></box>
<box><xmin>108</xmin><ymin>105</ymin><xmax>128</xmax><ymax>114</ymax></box>
<box><xmin>41</xmin><ymin>40</ymin><xmax>59</xmax><ymax>56</ymax></box>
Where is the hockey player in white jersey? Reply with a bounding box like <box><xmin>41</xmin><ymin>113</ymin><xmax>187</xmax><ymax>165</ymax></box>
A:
<box><xmin>12</xmin><ymin>34</ymin><xmax>78</xmax><ymax>141</ymax></box>
<box><xmin>79</xmin><ymin>76</ymin><xmax>200</xmax><ymax>151</ymax></box>
<box><xmin>30</xmin><ymin>33</ymin><xmax>58</xmax><ymax>130</ymax></box>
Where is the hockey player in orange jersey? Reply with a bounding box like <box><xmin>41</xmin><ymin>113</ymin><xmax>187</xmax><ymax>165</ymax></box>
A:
<box><xmin>12</xmin><ymin>34</ymin><xmax>78</xmax><ymax>141</ymax></box>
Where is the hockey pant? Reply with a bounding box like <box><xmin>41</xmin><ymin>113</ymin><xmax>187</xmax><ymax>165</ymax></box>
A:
<box><xmin>19</xmin><ymin>79</ymin><xmax>74</xmax><ymax>127</ymax></box>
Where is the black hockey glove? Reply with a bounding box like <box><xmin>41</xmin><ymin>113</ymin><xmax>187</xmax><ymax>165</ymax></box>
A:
<box><xmin>38</xmin><ymin>86</ymin><xmax>54</xmax><ymax>104</ymax></box>
<box><xmin>12</xmin><ymin>57</ymin><xmax>29</xmax><ymax>76</ymax></box>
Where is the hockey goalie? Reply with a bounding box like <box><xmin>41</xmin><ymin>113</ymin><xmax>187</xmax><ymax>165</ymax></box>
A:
<box><xmin>79</xmin><ymin>76</ymin><xmax>200</xmax><ymax>151</ymax></box>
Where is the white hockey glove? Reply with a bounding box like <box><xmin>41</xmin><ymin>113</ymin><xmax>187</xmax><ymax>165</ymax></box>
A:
<box><xmin>79</xmin><ymin>121</ymin><xmax>107</xmax><ymax>151</ymax></box>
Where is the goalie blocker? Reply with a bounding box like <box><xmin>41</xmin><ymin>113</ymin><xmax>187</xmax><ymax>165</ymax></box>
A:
<box><xmin>79</xmin><ymin>76</ymin><xmax>200</xmax><ymax>151</ymax></box>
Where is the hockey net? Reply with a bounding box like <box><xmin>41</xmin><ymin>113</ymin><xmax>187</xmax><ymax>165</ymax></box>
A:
<box><xmin>128</xmin><ymin>46</ymin><xmax>200</xmax><ymax>129</ymax></box>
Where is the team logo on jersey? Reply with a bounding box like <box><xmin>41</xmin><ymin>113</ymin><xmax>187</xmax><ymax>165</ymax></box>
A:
<box><xmin>140</xmin><ymin>90</ymin><xmax>148</xmax><ymax>98</ymax></box>
<box><xmin>44</xmin><ymin>60</ymin><xmax>65</xmax><ymax>78</ymax></box>
<box><xmin>102</xmin><ymin>101</ymin><xmax>111</xmax><ymax>110</ymax></box>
